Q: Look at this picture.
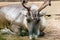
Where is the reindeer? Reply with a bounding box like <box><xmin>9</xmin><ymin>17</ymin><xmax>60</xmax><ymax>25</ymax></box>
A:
<box><xmin>0</xmin><ymin>0</ymin><xmax>51</xmax><ymax>39</ymax></box>
<box><xmin>0</xmin><ymin>5</ymin><xmax>28</xmax><ymax>35</ymax></box>
<box><xmin>22</xmin><ymin>0</ymin><xmax>51</xmax><ymax>39</ymax></box>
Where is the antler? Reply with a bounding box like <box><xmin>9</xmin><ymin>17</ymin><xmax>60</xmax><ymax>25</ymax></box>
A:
<box><xmin>38</xmin><ymin>0</ymin><xmax>51</xmax><ymax>12</ymax></box>
<box><xmin>22</xmin><ymin>0</ymin><xmax>30</xmax><ymax>16</ymax></box>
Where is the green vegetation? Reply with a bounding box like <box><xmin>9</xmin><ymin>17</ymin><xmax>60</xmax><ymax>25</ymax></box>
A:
<box><xmin>0</xmin><ymin>35</ymin><xmax>6</xmax><ymax>40</ymax></box>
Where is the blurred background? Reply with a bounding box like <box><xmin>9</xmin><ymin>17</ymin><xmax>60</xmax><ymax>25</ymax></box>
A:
<box><xmin>0</xmin><ymin>0</ymin><xmax>60</xmax><ymax>2</ymax></box>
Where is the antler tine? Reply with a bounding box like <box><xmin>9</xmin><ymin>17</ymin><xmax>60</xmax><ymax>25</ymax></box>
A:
<box><xmin>49</xmin><ymin>0</ymin><xmax>51</xmax><ymax>6</ymax></box>
<box><xmin>22</xmin><ymin>0</ymin><xmax>30</xmax><ymax>16</ymax></box>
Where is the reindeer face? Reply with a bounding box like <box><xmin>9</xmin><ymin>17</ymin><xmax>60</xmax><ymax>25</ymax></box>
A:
<box><xmin>26</xmin><ymin>10</ymin><xmax>40</xmax><ymax>24</ymax></box>
<box><xmin>30</xmin><ymin>10</ymin><xmax>38</xmax><ymax>20</ymax></box>
<box><xmin>25</xmin><ymin>5</ymin><xmax>40</xmax><ymax>23</ymax></box>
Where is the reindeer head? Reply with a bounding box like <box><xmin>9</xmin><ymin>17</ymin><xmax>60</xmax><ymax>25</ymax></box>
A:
<box><xmin>22</xmin><ymin>1</ymin><xmax>41</xmax><ymax>22</ymax></box>
<box><xmin>22</xmin><ymin>0</ymin><xmax>51</xmax><ymax>22</ymax></box>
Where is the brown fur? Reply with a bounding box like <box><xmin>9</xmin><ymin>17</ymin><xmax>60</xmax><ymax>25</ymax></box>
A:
<box><xmin>0</xmin><ymin>11</ymin><xmax>10</xmax><ymax>29</ymax></box>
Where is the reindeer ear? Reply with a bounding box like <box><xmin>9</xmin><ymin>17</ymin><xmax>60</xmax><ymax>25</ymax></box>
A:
<box><xmin>38</xmin><ymin>11</ymin><xmax>46</xmax><ymax>17</ymax></box>
<box><xmin>39</xmin><ymin>11</ymin><xmax>46</xmax><ymax>15</ymax></box>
